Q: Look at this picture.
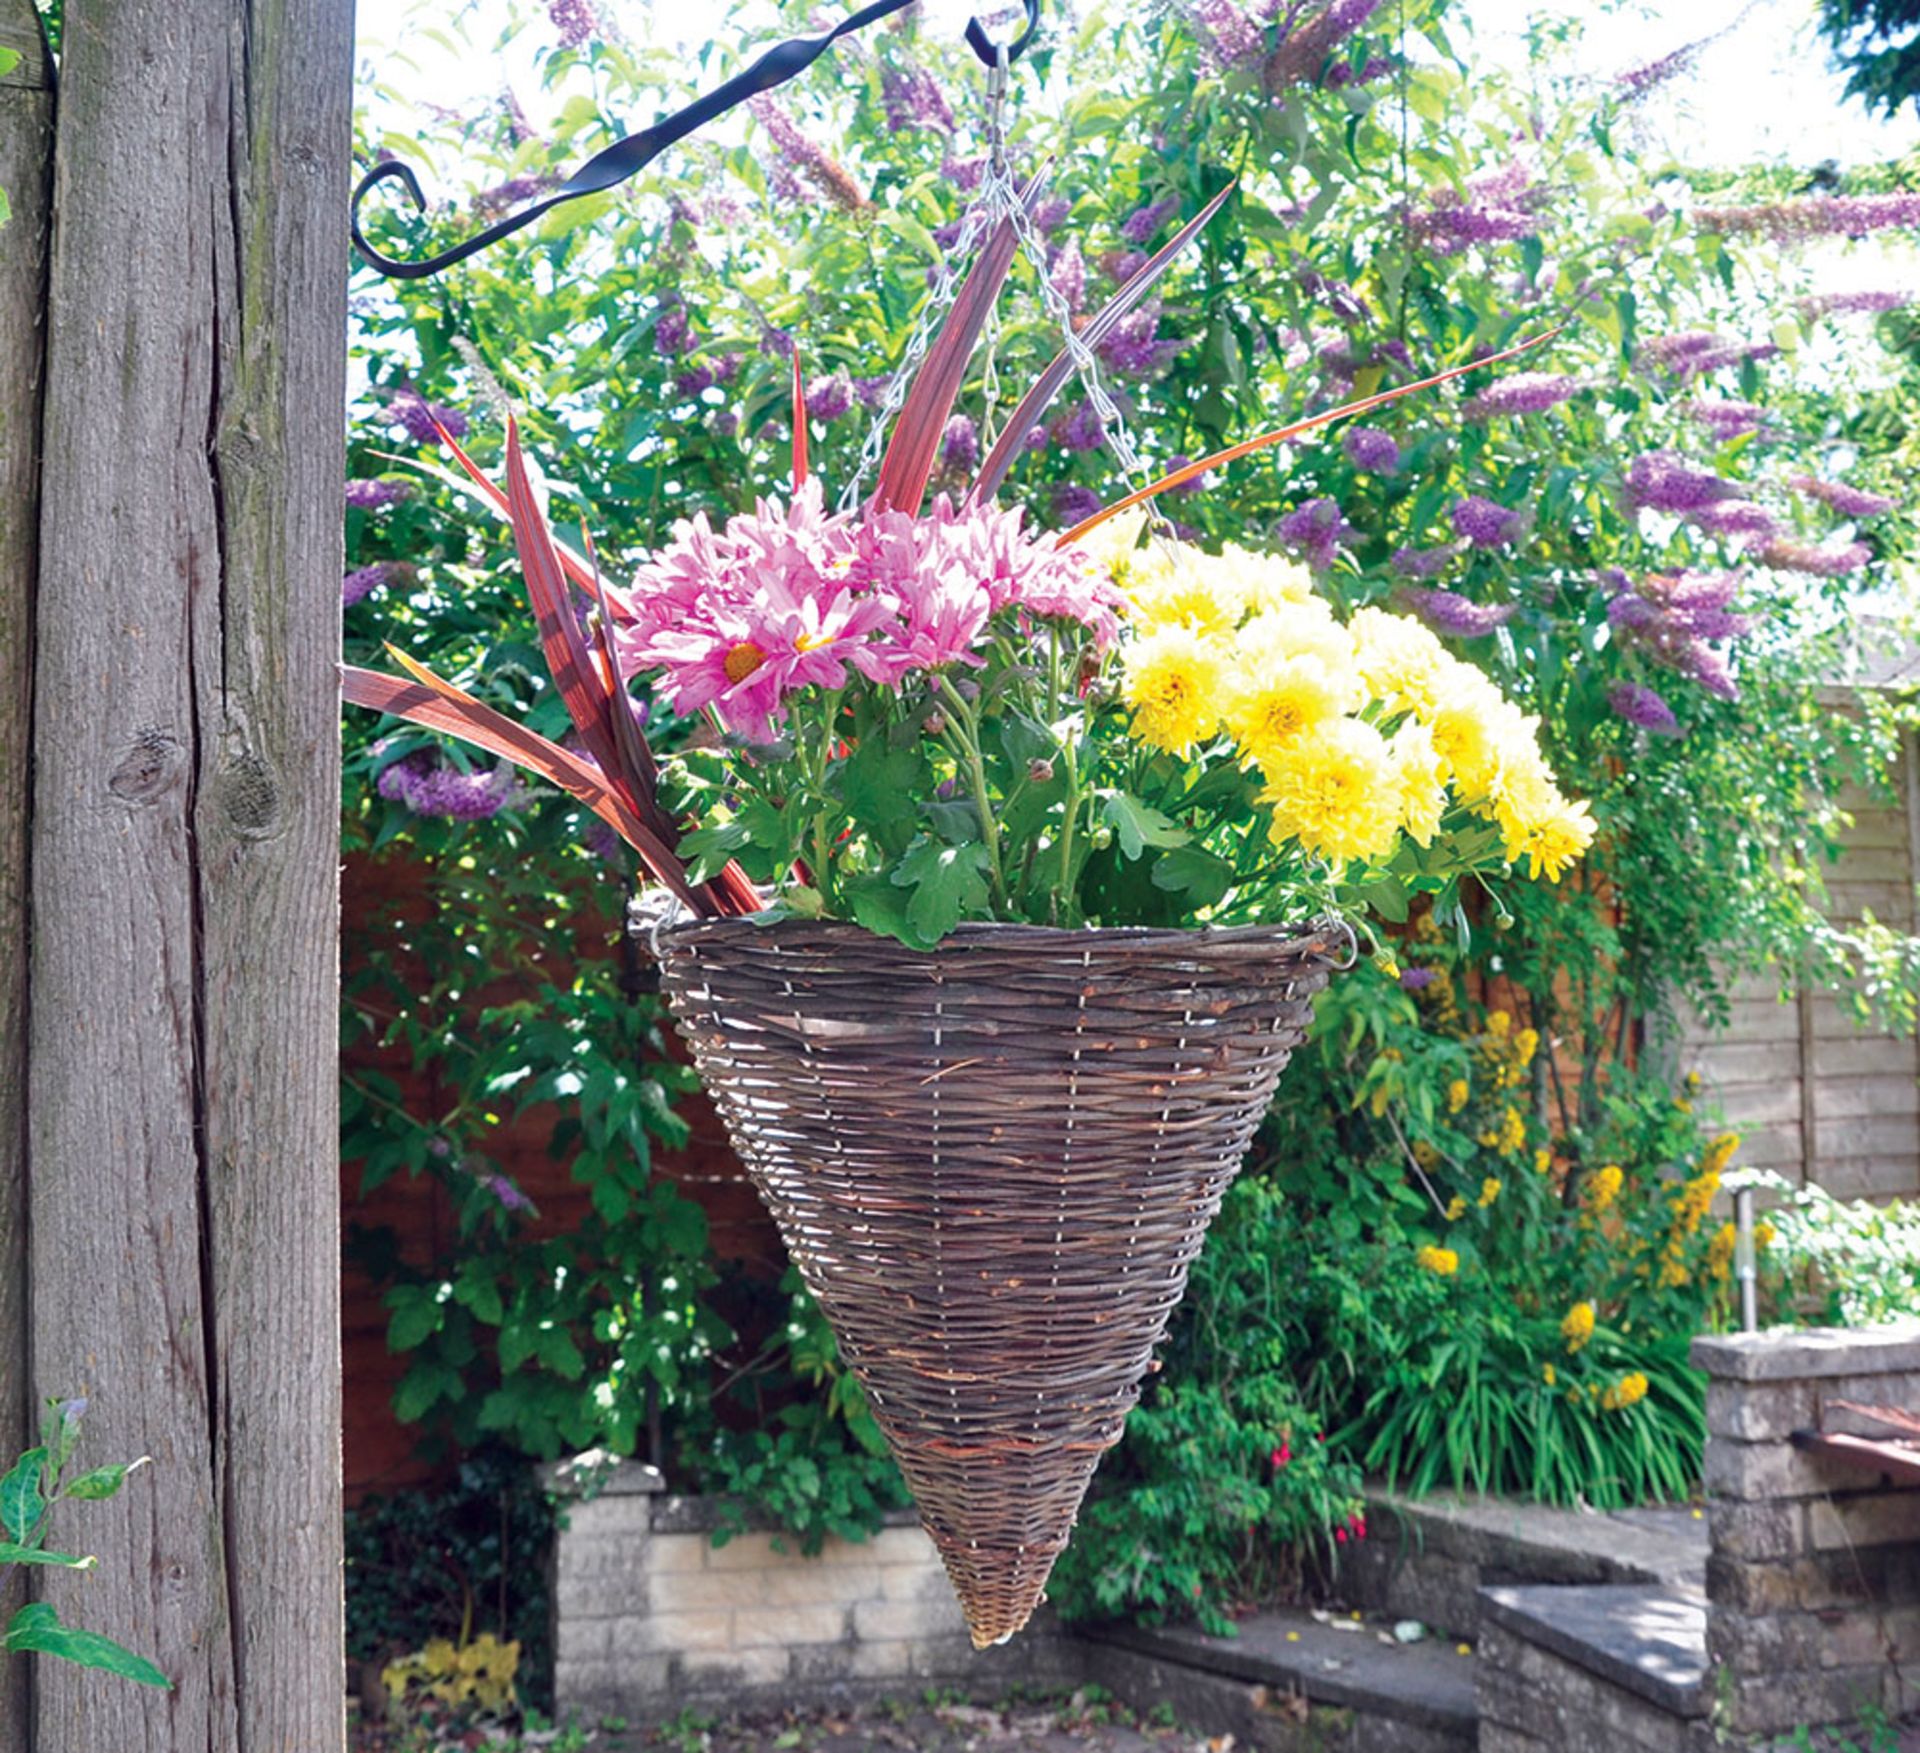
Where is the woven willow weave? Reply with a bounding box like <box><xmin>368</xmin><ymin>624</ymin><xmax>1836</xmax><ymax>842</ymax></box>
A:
<box><xmin>654</xmin><ymin>915</ymin><xmax>1344</xmax><ymax>1647</ymax></box>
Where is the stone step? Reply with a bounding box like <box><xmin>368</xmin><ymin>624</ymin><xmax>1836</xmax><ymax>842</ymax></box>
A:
<box><xmin>1078</xmin><ymin>1608</ymin><xmax>1478</xmax><ymax>1752</ymax></box>
<box><xmin>1340</xmin><ymin>1488</ymin><xmax>1709</xmax><ymax>1638</ymax></box>
<box><xmin>1476</xmin><ymin>1583</ymin><xmax>1711</xmax><ymax>1753</ymax></box>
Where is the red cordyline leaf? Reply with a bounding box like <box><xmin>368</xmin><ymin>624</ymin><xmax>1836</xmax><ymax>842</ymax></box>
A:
<box><xmin>1060</xmin><ymin>327</ymin><xmax>1567</xmax><ymax>544</ymax></box>
<box><xmin>872</xmin><ymin>174</ymin><xmax>1047</xmax><ymax>517</ymax></box>
<box><xmin>791</xmin><ymin>350</ymin><xmax>809</xmax><ymax>491</ymax></box>
<box><xmin>968</xmin><ymin>182</ymin><xmax>1238</xmax><ymax>506</ymax></box>
<box><xmin>341</xmin><ymin>664</ymin><xmax>705</xmax><ymax>910</ymax></box>
<box><xmin>434</xmin><ymin>420</ymin><xmax>635</xmax><ymax>621</ymax></box>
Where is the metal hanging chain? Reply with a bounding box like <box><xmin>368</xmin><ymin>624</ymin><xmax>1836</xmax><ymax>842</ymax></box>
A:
<box><xmin>841</xmin><ymin>35</ymin><xmax>1161</xmax><ymax>514</ymax></box>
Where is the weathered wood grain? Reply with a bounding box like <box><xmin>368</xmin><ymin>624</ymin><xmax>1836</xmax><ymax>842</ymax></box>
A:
<box><xmin>26</xmin><ymin>0</ymin><xmax>351</xmax><ymax>1747</ymax></box>
<box><xmin>0</xmin><ymin>5</ymin><xmax>50</xmax><ymax>1747</ymax></box>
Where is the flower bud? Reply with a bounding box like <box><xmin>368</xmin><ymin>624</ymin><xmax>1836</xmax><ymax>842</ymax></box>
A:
<box><xmin>922</xmin><ymin>711</ymin><xmax>946</xmax><ymax>738</ymax></box>
<box><xmin>1028</xmin><ymin>757</ymin><xmax>1055</xmax><ymax>784</ymax></box>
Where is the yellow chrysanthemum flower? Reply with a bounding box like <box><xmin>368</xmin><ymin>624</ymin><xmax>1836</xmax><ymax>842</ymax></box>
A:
<box><xmin>1478</xmin><ymin>1176</ymin><xmax>1502</xmax><ymax>1208</ymax></box>
<box><xmin>1424</xmin><ymin>668</ymin><xmax>1515</xmax><ymax>792</ymax></box>
<box><xmin>1587</xmin><ymin>1163</ymin><xmax>1624</xmax><ymax>1212</ymax></box>
<box><xmin>1224</xmin><ymin>656</ymin><xmax>1351</xmax><ymax>770</ymax></box>
<box><xmin>1561</xmin><ymin>1301</ymin><xmax>1595</xmax><ymax>1353</ymax></box>
<box><xmin>1260</xmin><ymin>717</ymin><xmax>1402</xmax><ymax>863</ymax></box>
<box><xmin>1415</xmin><ymin>1244</ymin><xmax>1459</xmax><ymax>1276</ymax></box>
<box><xmin>1447</xmin><ymin>1077</ymin><xmax>1470</xmax><ymax>1114</ymax></box>
<box><xmin>1122</xmin><ymin>623</ymin><xmax>1227</xmax><ymax>756</ymax></box>
<box><xmin>1350</xmin><ymin>607</ymin><xmax>1451</xmax><ymax>719</ymax></box>
<box><xmin>1600</xmin><ymin>1372</ymin><xmax>1650</xmax><ymax>1412</ymax></box>
<box><xmin>1129</xmin><ymin>554</ymin><xmax>1246</xmax><ymax>636</ymax></box>
<box><xmin>1390</xmin><ymin>719</ymin><xmax>1449</xmax><ymax>846</ymax></box>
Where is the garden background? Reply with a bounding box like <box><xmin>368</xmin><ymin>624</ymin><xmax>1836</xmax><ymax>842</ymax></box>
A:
<box><xmin>337</xmin><ymin>0</ymin><xmax>1920</xmax><ymax>1700</ymax></box>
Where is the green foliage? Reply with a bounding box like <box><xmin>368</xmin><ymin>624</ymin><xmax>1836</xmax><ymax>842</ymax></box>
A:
<box><xmin>344</xmin><ymin>1449</ymin><xmax>555</xmax><ymax>1709</ymax></box>
<box><xmin>1</xmin><ymin>1400</ymin><xmax>168</xmax><ymax>1690</ymax></box>
<box><xmin>1739</xmin><ymin>1169</ymin><xmax>1920</xmax><ymax>1328</ymax></box>
<box><xmin>1051</xmin><ymin>1178</ymin><xmax>1366</xmax><ymax>1634</ymax></box>
<box><xmin>1816</xmin><ymin>0</ymin><xmax>1920</xmax><ymax>118</ymax></box>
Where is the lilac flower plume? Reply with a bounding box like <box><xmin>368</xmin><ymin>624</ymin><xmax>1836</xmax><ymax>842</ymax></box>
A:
<box><xmin>1054</xmin><ymin>401</ymin><xmax>1107</xmax><ymax>453</ymax></box>
<box><xmin>1605</xmin><ymin>569</ymin><xmax>1750</xmax><ymax>699</ymax></box>
<box><xmin>1051</xmin><ymin>482</ymin><xmax>1103</xmax><ymax>527</ymax></box>
<box><xmin>347</xmin><ymin>478</ymin><xmax>411</xmax><ymax>511</ymax></box>
<box><xmin>1032</xmin><ymin>196</ymin><xmax>1073</xmax><ymax>235</ymax></box>
<box><xmin>1398</xmin><ymin>587</ymin><xmax>1518</xmax><ymax>637</ymax></box>
<box><xmin>1050</xmin><ymin>237</ymin><xmax>1087</xmax><ymax>314</ymax></box>
<box><xmin>1120</xmin><ymin>197</ymin><xmax>1180</xmax><ymax>245</ymax></box>
<box><xmin>881</xmin><ymin>62</ymin><xmax>955</xmax><ymax>135</ymax></box>
<box><xmin>1399</xmin><ymin>967</ymin><xmax>1437</xmax><ymax>991</ymax></box>
<box><xmin>1463</xmin><ymin>372</ymin><xmax>1583</xmax><ymax>418</ymax></box>
<box><xmin>1342</xmin><ymin>426</ymin><xmax>1400</xmax><ymax>474</ymax></box>
<box><xmin>1265</xmin><ymin>0</ymin><xmax>1386</xmax><ymax>91</ymax></box>
<box><xmin>1687</xmin><ymin>501</ymin><xmax>1776</xmax><ymax>539</ymax></box>
<box><xmin>1449</xmin><ymin>494</ymin><xmax>1531</xmax><ymax>550</ymax></box>
<box><xmin>1753</xmin><ymin>537</ymin><xmax>1872</xmax><ymax>578</ymax></box>
<box><xmin>1788</xmin><ymin>476</ymin><xmax>1893</xmax><ymax>520</ymax></box>
<box><xmin>941</xmin><ymin>414</ymin><xmax>979</xmax><ymax>472</ymax></box>
<box><xmin>484</xmin><ymin>1174</ymin><xmax>536</xmax><ymax>1215</ymax></box>
<box><xmin>1278</xmin><ymin>497</ymin><xmax>1354</xmax><ymax>571</ymax></box>
<box><xmin>1190</xmin><ymin>0</ymin><xmax>1265</xmax><ymax>70</ymax></box>
<box><xmin>1411</xmin><ymin>162</ymin><xmax>1543</xmax><ymax>256</ymax></box>
<box><xmin>1625</xmin><ymin>450</ymin><xmax>1739</xmax><ymax>515</ymax></box>
<box><xmin>749</xmin><ymin>95</ymin><xmax>865</xmax><ymax>212</ymax></box>
<box><xmin>1609</xmin><ymin>682</ymin><xmax>1682</xmax><ymax>736</ymax></box>
<box><xmin>1392</xmin><ymin>542</ymin><xmax>1466</xmax><ymax>578</ymax></box>
<box><xmin>1686</xmin><ymin>398</ymin><xmax>1770</xmax><ymax>439</ymax></box>
<box><xmin>807</xmin><ymin>371</ymin><xmax>854</xmax><ymax>425</ymax></box>
<box><xmin>343</xmin><ymin>561</ymin><xmax>414</xmax><ymax>606</ymax></box>
<box><xmin>1699</xmin><ymin>192</ymin><xmax>1920</xmax><ymax>242</ymax></box>
<box><xmin>378</xmin><ymin>752</ymin><xmax>521</xmax><ymax>821</ymax></box>
<box><xmin>386</xmin><ymin>389</ymin><xmax>468</xmax><ymax>443</ymax></box>
<box><xmin>655</xmin><ymin>304</ymin><xmax>696</xmax><ymax>356</ymax></box>
<box><xmin>548</xmin><ymin>0</ymin><xmax>597</xmax><ymax>48</ymax></box>
<box><xmin>1099</xmin><ymin>306</ymin><xmax>1184</xmax><ymax>377</ymax></box>
<box><xmin>1795</xmin><ymin>289</ymin><xmax>1914</xmax><ymax>319</ymax></box>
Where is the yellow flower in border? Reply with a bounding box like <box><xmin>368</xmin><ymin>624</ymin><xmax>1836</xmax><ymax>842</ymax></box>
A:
<box><xmin>1416</xmin><ymin>1244</ymin><xmax>1459</xmax><ymax>1276</ymax></box>
<box><xmin>1542</xmin><ymin>1363</ymin><xmax>1557</xmax><ymax>1386</ymax></box>
<box><xmin>1600</xmin><ymin>1372</ymin><xmax>1650</xmax><ymax>1412</ymax></box>
<box><xmin>1494</xmin><ymin>1106</ymin><xmax>1526</xmax><ymax>1156</ymax></box>
<box><xmin>1708</xmin><ymin>1221</ymin><xmax>1736</xmax><ymax>1282</ymax></box>
<box><xmin>1561</xmin><ymin>1301</ymin><xmax>1595</xmax><ymax>1353</ymax></box>
<box><xmin>1534</xmin><ymin>1147</ymin><xmax>1553</xmax><ymax>1176</ymax></box>
<box><xmin>1486</xmin><ymin>1010</ymin><xmax>1512</xmax><ymax>1040</ymax></box>
<box><xmin>1477</xmin><ymin>1176</ymin><xmax>1502</xmax><ymax>1208</ymax></box>
<box><xmin>1514</xmin><ymin>1027</ymin><xmax>1540</xmax><ymax>1066</ymax></box>
<box><xmin>1260</xmin><ymin>716</ymin><xmax>1402</xmax><ymax>863</ymax></box>
<box><xmin>1586</xmin><ymin>1163</ymin><xmax>1624</xmax><ymax>1212</ymax></box>
<box><xmin>1703</xmin><ymin>1132</ymin><xmax>1740</xmax><ymax>1177</ymax></box>
<box><xmin>1445</xmin><ymin>1195</ymin><xmax>1468</xmax><ymax>1222</ymax></box>
<box><xmin>1231</xmin><ymin>546</ymin><xmax>1317</xmax><ymax>614</ymax></box>
<box><xmin>1754</xmin><ymin>1218</ymin><xmax>1777</xmax><ymax>1250</ymax></box>
<box><xmin>1447</xmin><ymin>1077</ymin><xmax>1470</xmax><ymax>1114</ymax></box>
<box><xmin>1122</xmin><ymin>622</ymin><xmax>1227</xmax><ymax>757</ymax></box>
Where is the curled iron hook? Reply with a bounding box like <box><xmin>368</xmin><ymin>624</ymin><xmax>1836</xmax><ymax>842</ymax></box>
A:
<box><xmin>352</xmin><ymin>0</ymin><xmax>1045</xmax><ymax>282</ymax></box>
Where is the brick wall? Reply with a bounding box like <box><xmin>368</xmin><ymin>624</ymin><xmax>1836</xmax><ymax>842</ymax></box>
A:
<box><xmin>1694</xmin><ymin>1320</ymin><xmax>1920</xmax><ymax>1737</ymax></box>
<box><xmin>545</xmin><ymin>1458</ymin><xmax>1079</xmax><ymax>1719</ymax></box>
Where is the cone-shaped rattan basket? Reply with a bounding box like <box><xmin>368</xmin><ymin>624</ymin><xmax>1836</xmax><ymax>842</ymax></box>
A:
<box><xmin>651</xmin><ymin>914</ymin><xmax>1345</xmax><ymax>1647</ymax></box>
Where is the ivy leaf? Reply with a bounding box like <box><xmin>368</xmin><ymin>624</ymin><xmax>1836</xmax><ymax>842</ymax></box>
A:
<box><xmin>0</xmin><ymin>1543</ymin><xmax>94</xmax><ymax>1569</ymax></box>
<box><xmin>4</xmin><ymin>1603</ymin><xmax>170</xmax><ymax>1689</ymax></box>
<box><xmin>0</xmin><ymin>1449</ymin><xmax>46</xmax><ymax>1543</ymax></box>
<box><xmin>1101</xmin><ymin>792</ymin><xmax>1189</xmax><ymax>861</ymax></box>
<box><xmin>889</xmin><ymin>838</ymin><xmax>992</xmax><ymax>946</ymax></box>
<box><xmin>1150</xmin><ymin>847</ymin><xmax>1236</xmax><ymax>909</ymax></box>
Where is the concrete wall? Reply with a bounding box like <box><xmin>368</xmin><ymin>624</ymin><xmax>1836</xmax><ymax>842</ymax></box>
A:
<box><xmin>1695</xmin><ymin>1320</ymin><xmax>1920</xmax><ymax>1737</ymax></box>
<box><xmin>545</xmin><ymin>1458</ymin><xmax>1077</xmax><ymax>1721</ymax></box>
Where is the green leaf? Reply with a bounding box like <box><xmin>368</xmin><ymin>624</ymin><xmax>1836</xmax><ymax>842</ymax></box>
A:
<box><xmin>889</xmin><ymin>838</ymin><xmax>992</xmax><ymax>946</ymax></box>
<box><xmin>63</xmin><ymin>1463</ymin><xmax>137</xmax><ymax>1502</ymax></box>
<box><xmin>1100</xmin><ymin>792</ymin><xmax>1189</xmax><ymax>861</ymax></box>
<box><xmin>1150</xmin><ymin>847</ymin><xmax>1235</xmax><ymax>908</ymax></box>
<box><xmin>5</xmin><ymin>1603</ymin><xmax>170</xmax><ymax>1689</ymax></box>
<box><xmin>840</xmin><ymin>737</ymin><xmax>927</xmax><ymax>852</ymax></box>
<box><xmin>0</xmin><ymin>47</ymin><xmax>19</xmax><ymax>77</ymax></box>
<box><xmin>0</xmin><ymin>1543</ymin><xmax>95</xmax><ymax>1569</ymax></box>
<box><xmin>0</xmin><ymin>1449</ymin><xmax>46</xmax><ymax>1542</ymax></box>
<box><xmin>844</xmin><ymin>873</ymin><xmax>916</xmax><ymax>944</ymax></box>
<box><xmin>385</xmin><ymin>1288</ymin><xmax>444</xmax><ymax>1352</ymax></box>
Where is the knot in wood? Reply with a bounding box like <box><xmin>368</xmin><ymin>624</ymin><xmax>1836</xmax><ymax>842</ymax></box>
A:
<box><xmin>216</xmin><ymin>749</ymin><xmax>282</xmax><ymax>838</ymax></box>
<box><xmin>106</xmin><ymin>727</ymin><xmax>185</xmax><ymax>804</ymax></box>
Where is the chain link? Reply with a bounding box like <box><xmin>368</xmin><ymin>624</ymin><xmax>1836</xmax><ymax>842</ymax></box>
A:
<box><xmin>840</xmin><ymin>39</ymin><xmax>1163</xmax><ymax>520</ymax></box>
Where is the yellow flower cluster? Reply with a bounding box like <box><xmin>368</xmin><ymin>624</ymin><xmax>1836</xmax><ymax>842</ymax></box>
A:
<box><xmin>1561</xmin><ymin>1301</ymin><xmax>1596</xmax><ymax>1353</ymax></box>
<box><xmin>1708</xmin><ymin>1215</ymin><xmax>1777</xmax><ymax>1283</ymax></box>
<box><xmin>382</xmin><ymin>1633</ymin><xmax>520</xmax><ymax>1713</ymax></box>
<box><xmin>1480</xmin><ymin>1009</ymin><xmax>1539</xmax><ymax>1090</ymax></box>
<box><xmin>1447</xmin><ymin>1077</ymin><xmax>1471</xmax><ymax>1114</ymax></box>
<box><xmin>1416</xmin><ymin>1244</ymin><xmax>1460</xmax><ymax>1276</ymax></box>
<box><xmin>1446</xmin><ymin>1195</ymin><xmax>1468</xmax><ymax>1222</ymax></box>
<box><xmin>1600</xmin><ymin>1372</ymin><xmax>1650</xmax><ymax>1412</ymax></box>
<box><xmin>1586</xmin><ymin>1163</ymin><xmax>1625</xmax><ymax>1213</ymax></box>
<box><xmin>1478</xmin><ymin>1176</ymin><xmax>1503</xmax><ymax>1208</ymax></box>
<box><xmin>1115</xmin><ymin>537</ymin><xmax>1594</xmax><ymax>876</ymax></box>
<box><xmin>1660</xmin><ymin>1144</ymin><xmax>1731</xmax><ymax>1287</ymax></box>
<box><xmin>1477</xmin><ymin>1106</ymin><xmax>1526</xmax><ymax>1157</ymax></box>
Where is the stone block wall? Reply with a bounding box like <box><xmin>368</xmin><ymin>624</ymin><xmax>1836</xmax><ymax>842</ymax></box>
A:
<box><xmin>544</xmin><ymin>1458</ymin><xmax>1080</xmax><ymax>1722</ymax></box>
<box><xmin>1693</xmin><ymin>1320</ymin><xmax>1920</xmax><ymax>1737</ymax></box>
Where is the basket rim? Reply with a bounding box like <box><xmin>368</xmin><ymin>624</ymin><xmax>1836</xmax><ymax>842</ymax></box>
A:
<box><xmin>638</xmin><ymin>903</ymin><xmax>1355</xmax><ymax>967</ymax></box>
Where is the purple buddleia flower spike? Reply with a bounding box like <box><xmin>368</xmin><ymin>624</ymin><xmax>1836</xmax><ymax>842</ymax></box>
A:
<box><xmin>347</xmin><ymin>478</ymin><xmax>412</xmax><ymax>511</ymax></box>
<box><xmin>1787</xmin><ymin>476</ymin><xmax>1893</xmax><ymax>520</ymax></box>
<box><xmin>1753</xmin><ymin>537</ymin><xmax>1872</xmax><ymax>577</ymax></box>
<box><xmin>807</xmin><ymin>371</ymin><xmax>854</xmax><ymax>424</ymax></box>
<box><xmin>1278</xmin><ymin>497</ymin><xmax>1354</xmax><ymax>572</ymax></box>
<box><xmin>1462</xmin><ymin>372</ymin><xmax>1583</xmax><ymax>418</ymax></box>
<box><xmin>1342</xmin><ymin>426</ymin><xmax>1400</xmax><ymax>473</ymax></box>
<box><xmin>1608</xmin><ymin>682</ymin><xmax>1682</xmax><ymax>737</ymax></box>
<box><xmin>1624</xmin><ymin>450</ymin><xmax>1740</xmax><ymax>514</ymax></box>
<box><xmin>1391</xmin><ymin>542</ymin><xmax>1466</xmax><ymax>578</ymax></box>
<box><xmin>1398</xmin><ymin>587</ymin><xmax>1518</xmax><ymax>637</ymax></box>
<box><xmin>1449</xmin><ymin>494</ymin><xmax>1531</xmax><ymax>549</ymax></box>
<box><xmin>1051</xmin><ymin>483</ymin><xmax>1103</xmax><ymax>527</ymax></box>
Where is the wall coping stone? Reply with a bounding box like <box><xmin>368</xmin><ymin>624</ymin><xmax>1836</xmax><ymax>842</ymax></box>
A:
<box><xmin>538</xmin><ymin>1452</ymin><xmax>665</xmax><ymax>1499</ymax></box>
<box><xmin>646</xmin><ymin>1494</ymin><xmax>922</xmax><ymax>1536</ymax></box>
<box><xmin>1479</xmin><ymin>1583</ymin><xmax>1708</xmax><ymax>1719</ymax></box>
<box><xmin>1690</xmin><ymin>1321</ymin><xmax>1920</xmax><ymax>1384</ymax></box>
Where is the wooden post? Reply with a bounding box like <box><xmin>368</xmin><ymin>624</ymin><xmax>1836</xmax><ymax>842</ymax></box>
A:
<box><xmin>24</xmin><ymin>0</ymin><xmax>353</xmax><ymax>1747</ymax></box>
<box><xmin>0</xmin><ymin>5</ymin><xmax>52</xmax><ymax>1746</ymax></box>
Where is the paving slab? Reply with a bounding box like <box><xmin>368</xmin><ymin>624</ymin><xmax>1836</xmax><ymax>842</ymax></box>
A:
<box><xmin>1085</xmin><ymin>1608</ymin><xmax>1478</xmax><ymax>1737</ymax></box>
<box><xmin>1478</xmin><ymin>1583</ymin><xmax>1709</xmax><ymax>1718</ymax></box>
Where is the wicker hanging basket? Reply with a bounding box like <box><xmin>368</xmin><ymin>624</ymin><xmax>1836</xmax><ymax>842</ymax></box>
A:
<box><xmin>649</xmin><ymin>913</ymin><xmax>1347</xmax><ymax>1648</ymax></box>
